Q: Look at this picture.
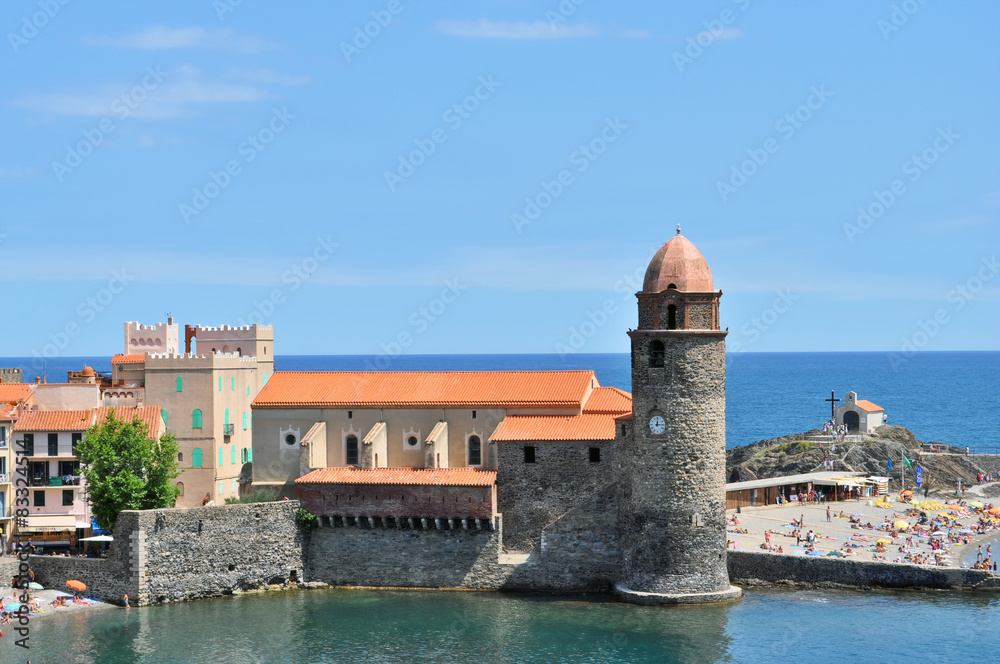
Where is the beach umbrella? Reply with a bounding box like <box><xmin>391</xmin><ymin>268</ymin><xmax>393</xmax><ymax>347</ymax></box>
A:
<box><xmin>989</xmin><ymin>508</ymin><xmax>1000</xmax><ymax>515</ymax></box>
<box><xmin>894</xmin><ymin>520</ymin><xmax>909</xmax><ymax>530</ymax></box>
<box><xmin>876</xmin><ymin>538</ymin><xmax>892</xmax><ymax>544</ymax></box>
<box><xmin>66</xmin><ymin>580</ymin><xmax>87</xmax><ymax>592</ymax></box>
<box><xmin>27</xmin><ymin>582</ymin><xmax>43</xmax><ymax>590</ymax></box>
<box><xmin>968</xmin><ymin>501</ymin><xmax>984</xmax><ymax>508</ymax></box>
<box><xmin>900</xmin><ymin>490</ymin><xmax>913</xmax><ymax>496</ymax></box>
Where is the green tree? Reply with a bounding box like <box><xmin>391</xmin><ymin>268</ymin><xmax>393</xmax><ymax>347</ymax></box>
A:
<box><xmin>77</xmin><ymin>410</ymin><xmax>181</xmax><ymax>531</ymax></box>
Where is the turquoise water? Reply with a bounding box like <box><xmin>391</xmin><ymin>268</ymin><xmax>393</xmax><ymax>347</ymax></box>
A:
<box><xmin>17</xmin><ymin>588</ymin><xmax>1000</xmax><ymax>663</ymax></box>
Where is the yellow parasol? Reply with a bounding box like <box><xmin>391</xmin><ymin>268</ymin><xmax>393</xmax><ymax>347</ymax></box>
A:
<box><xmin>876</xmin><ymin>538</ymin><xmax>892</xmax><ymax>544</ymax></box>
<box><xmin>894</xmin><ymin>520</ymin><xmax>909</xmax><ymax>530</ymax></box>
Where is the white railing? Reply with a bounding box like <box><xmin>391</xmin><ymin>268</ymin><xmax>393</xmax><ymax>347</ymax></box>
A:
<box><xmin>0</xmin><ymin>473</ymin><xmax>8</xmax><ymax>484</ymax></box>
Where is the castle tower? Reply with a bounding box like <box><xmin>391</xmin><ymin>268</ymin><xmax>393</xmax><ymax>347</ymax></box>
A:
<box><xmin>615</xmin><ymin>226</ymin><xmax>741</xmax><ymax>605</ymax></box>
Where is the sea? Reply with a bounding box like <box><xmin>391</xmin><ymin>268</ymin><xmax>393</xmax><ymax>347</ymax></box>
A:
<box><xmin>5</xmin><ymin>351</ymin><xmax>1000</xmax><ymax>663</ymax></box>
<box><xmin>5</xmin><ymin>350</ymin><xmax>998</xmax><ymax>450</ymax></box>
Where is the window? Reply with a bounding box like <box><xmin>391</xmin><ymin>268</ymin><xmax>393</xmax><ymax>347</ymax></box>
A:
<box><xmin>192</xmin><ymin>448</ymin><xmax>203</xmax><ymax>467</ymax></box>
<box><xmin>667</xmin><ymin>283</ymin><xmax>677</xmax><ymax>290</ymax></box>
<box><xmin>177</xmin><ymin>452</ymin><xmax>183</xmax><ymax>462</ymax></box>
<box><xmin>219</xmin><ymin>376</ymin><xmax>222</xmax><ymax>392</ymax></box>
<box><xmin>48</xmin><ymin>433</ymin><xmax>59</xmax><ymax>456</ymax></box>
<box><xmin>63</xmin><ymin>489</ymin><xmax>74</xmax><ymax>506</ymax></box>
<box><xmin>345</xmin><ymin>435</ymin><xmax>359</xmax><ymax>466</ymax></box>
<box><xmin>347</xmin><ymin>410</ymin><xmax>352</xmax><ymax>419</ymax></box>
<box><xmin>22</xmin><ymin>433</ymin><xmax>34</xmax><ymax>456</ymax></box>
<box><xmin>58</xmin><ymin>460</ymin><xmax>78</xmax><ymax>476</ymax></box>
<box><xmin>242</xmin><ymin>448</ymin><xmax>247</xmax><ymax>463</ymax></box>
<box><xmin>589</xmin><ymin>447</ymin><xmax>601</xmax><ymax>463</ymax></box>
<box><xmin>1</xmin><ymin>425</ymin><xmax>6</xmax><ymax>445</ymax></box>
<box><xmin>472</xmin><ymin>410</ymin><xmax>477</xmax><ymax>419</ymax></box>
<box><xmin>232</xmin><ymin>478</ymin><xmax>236</xmax><ymax>493</ymax></box>
<box><xmin>224</xmin><ymin>409</ymin><xmax>230</xmax><ymax>428</ymax></box>
<box><xmin>407</xmin><ymin>436</ymin><xmax>418</xmax><ymax>448</ymax></box>
<box><xmin>649</xmin><ymin>340</ymin><xmax>665</xmax><ymax>368</ymax></box>
<box><xmin>468</xmin><ymin>435</ymin><xmax>482</xmax><ymax>466</ymax></box>
<box><xmin>219</xmin><ymin>481</ymin><xmax>223</xmax><ymax>495</ymax></box>
<box><xmin>219</xmin><ymin>448</ymin><xmax>224</xmax><ymax>466</ymax></box>
<box><xmin>177</xmin><ymin>482</ymin><xmax>184</xmax><ymax>496</ymax></box>
<box><xmin>263</xmin><ymin>373</ymin><xmax>268</xmax><ymax>385</ymax></box>
<box><xmin>161</xmin><ymin>409</ymin><xmax>168</xmax><ymax>427</ymax></box>
<box><xmin>284</xmin><ymin>434</ymin><xmax>296</xmax><ymax>446</ymax></box>
<box><xmin>243</xmin><ymin>412</ymin><xmax>247</xmax><ymax>430</ymax></box>
<box><xmin>523</xmin><ymin>446</ymin><xmax>536</xmax><ymax>463</ymax></box>
<box><xmin>176</xmin><ymin>376</ymin><xmax>183</xmax><ymax>392</ymax></box>
<box><xmin>667</xmin><ymin>304</ymin><xmax>677</xmax><ymax>330</ymax></box>
<box><xmin>34</xmin><ymin>490</ymin><xmax>45</xmax><ymax>507</ymax></box>
<box><xmin>231</xmin><ymin>446</ymin><xmax>236</xmax><ymax>464</ymax></box>
<box><xmin>192</xmin><ymin>409</ymin><xmax>203</xmax><ymax>429</ymax></box>
<box><xmin>247</xmin><ymin>385</ymin><xmax>250</xmax><ymax>396</ymax></box>
<box><xmin>248</xmin><ymin>447</ymin><xmax>253</xmax><ymax>462</ymax></box>
<box><xmin>71</xmin><ymin>433</ymin><xmax>82</xmax><ymax>455</ymax></box>
<box><xmin>231</xmin><ymin>376</ymin><xmax>235</xmax><ymax>391</ymax></box>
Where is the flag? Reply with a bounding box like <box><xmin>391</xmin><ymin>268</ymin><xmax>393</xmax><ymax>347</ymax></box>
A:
<box><xmin>887</xmin><ymin>457</ymin><xmax>893</xmax><ymax>470</ymax></box>
<box><xmin>903</xmin><ymin>455</ymin><xmax>912</xmax><ymax>468</ymax></box>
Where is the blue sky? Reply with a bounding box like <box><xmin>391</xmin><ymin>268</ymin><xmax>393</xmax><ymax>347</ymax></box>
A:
<box><xmin>1</xmin><ymin>0</ymin><xmax>998</xmax><ymax>358</ymax></box>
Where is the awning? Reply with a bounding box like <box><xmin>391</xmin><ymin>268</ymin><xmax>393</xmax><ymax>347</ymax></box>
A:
<box><xmin>20</xmin><ymin>515</ymin><xmax>78</xmax><ymax>532</ymax></box>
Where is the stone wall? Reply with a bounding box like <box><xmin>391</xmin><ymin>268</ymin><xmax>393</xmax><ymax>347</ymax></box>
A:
<box><xmin>20</xmin><ymin>501</ymin><xmax>304</xmax><ymax>606</ymax></box>
<box><xmin>0</xmin><ymin>367</ymin><xmax>22</xmax><ymax>384</ymax></box>
<box><xmin>297</xmin><ymin>481</ymin><xmax>496</xmax><ymax>520</ymax></box>
<box><xmin>728</xmin><ymin>550</ymin><xmax>999</xmax><ymax>591</ymax></box>
<box><xmin>496</xmin><ymin>439</ymin><xmax>617</xmax><ymax>553</ymax></box>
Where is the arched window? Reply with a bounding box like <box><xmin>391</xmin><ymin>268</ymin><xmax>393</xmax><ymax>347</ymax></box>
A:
<box><xmin>177</xmin><ymin>452</ymin><xmax>183</xmax><ymax>462</ymax></box>
<box><xmin>224</xmin><ymin>408</ymin><xmax>230</xmax><ymax>428</ymax></box>
<box><xmin>243</xmin><ymin>412</ymin><xmax>247</xmax><ymax>430</ymax></box>
<box><xmin>468</xmin><ymin>435</ymin><xmax>482</xmax><ymax>466</ymax></box>
<box><xmin>649</xmin><ymin>340</ymin><xmax>665</xmax><ymax>368</ymax></box>
<box><xmin>161</xmin><ymin>409</ymin><xmax>168</xmax><ymax>427</ymax></box>
<box><xmin>192</xmin><ymin>448</ymin><xmax>203</xmax><ymax>467</ymax></box>
<box><xmin>176</xmin><ymin>376</ymin><xmax>183</xmax><ymax>392</ymax></box>
<box><xmin>345</xmin><ymin>435</ymin><xmax>359</xmax><ymax>466</ymax></box>
<box><xmin>237</xmin><ymin>347</ymin><xmax>242</xmax><ymax>356</ymax></box>
<box><xmin>231</xmin><ymin>446</ymin><xmax>236</xmax><ymax>464</ymax></box>
<box><xmin>192</xmin><ymin>409</ymin><xmax>203</xmax><ymax>429</ymax></box>
<box><xmin>176</xmin><ymin>482</ymin><xmax>184</xmax><ymax>496</ymax></box>
<box><xmin>241</xmin><ymin>448</ymin><xmax>247</xmax><ymax>463</ymax></box>
<box><xmin>667</xmin><ymin>304</ymin><xmax>678</xmax><ymax>330</ymax></box>
<box><xmin>231</xmin><ymin>376</ymin><xmax>235</xmax><ymax>391</ymax></box>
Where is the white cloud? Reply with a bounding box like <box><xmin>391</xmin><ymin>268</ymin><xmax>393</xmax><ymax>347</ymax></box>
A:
<box><xmin>0</xmin><ymin>167</ymin><xmax>36</xmax><ymax>177</ymax></box>
<box><xmin>14</xmin><ymin>65</ymin><xmax>268</xmax><ymax>119</ymax></box>
<box><xmin>83</xmin><ymin>25</ymin><xmax>274</xmax><ymax>53</ymax></box>
<box><xmin>228</xmin><ymin>68</ymin><xmax>310</xmax><ymax>86</ymax></box>
<box><xmin>436</xmin><ymin>19</ymin><xmax>599</xmax><ymax>40</ymax></box>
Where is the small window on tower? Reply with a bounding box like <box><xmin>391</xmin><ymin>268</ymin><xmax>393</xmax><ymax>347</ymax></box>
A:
<box><xmin>348</xmin><ymin>411</ymin><xmax>353</xmax><ymax>419</ymax></box>
<box><xmin>523</xmin><ymin>446</ymin><xmax>536</xmax><ymax>463</ymax></box>
<box><xmin>589</xmin><ymin>447</ymin><xmax>601</xmax><ymax>463</ymax></box>
<box><xmin>471</xmin><ymin>410</ymin><xmax>477</xmax><ymax>419</ymax></box>
<box><xmin>649</xmin><ymin>340</ymin><xmax>665</xmax><ymax>368</ymax></box>
<box><xmin>667</xmin><ymin>304</ymin><xmax>677</xmax><ymax>330</ymax></box>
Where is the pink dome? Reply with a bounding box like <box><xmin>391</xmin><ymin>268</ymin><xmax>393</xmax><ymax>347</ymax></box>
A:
<box><xmin>642</xmin><ymin>231</ymin><xmax>714</xmax><ymax>292</ymax></box>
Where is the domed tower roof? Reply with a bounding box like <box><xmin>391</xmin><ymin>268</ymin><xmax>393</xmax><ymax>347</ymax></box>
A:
<box><xmin>82</xmin><ymin>366</ymin><xmax>95</xmax><ymax>376</ymax></box>
<box><xmin>642</xmin><ymin>226</ymin><xmax>714</xmax><ymax>293</ymax></box>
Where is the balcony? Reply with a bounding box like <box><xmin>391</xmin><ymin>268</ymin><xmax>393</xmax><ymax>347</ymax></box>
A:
<box><xmin>224</xmin><ymin>424</ymin><xmax>235</xmax><ymax>437</ymax></box>
<box><xmin>0</xmin><ymin>473</ymin><xmax>8</xmax><ymax>484</ymax></box>
<box><xmin>30</xmin><ymin>475</ymin><xmax>82</xmax><ymax>487</ymax></box>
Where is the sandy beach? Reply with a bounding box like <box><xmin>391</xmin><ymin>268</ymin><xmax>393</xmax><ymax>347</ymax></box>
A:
<box><xmin>0</xmin><ymin>583</ymin><xmax>115</xmax><ymax>624</ymax></box>
<box><xmin>727</xmin><ymin>492</ymin><xmax>1000</xmax><ymax>570</ymax></box>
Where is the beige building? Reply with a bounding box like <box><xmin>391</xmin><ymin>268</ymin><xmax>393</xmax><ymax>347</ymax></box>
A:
<box><xmin>835</xmin><ymin>391</ymin><xmax>886</xmax><ymax>434</ymax></box>
<box><xmin>250</xmin><ymin>371</ymin><xmax>631</xmax><ymax>496</ymax></box>
<box><xmin>107</xmin><ymin>321</ymin><xmax>274</xmax><ymax>507</ymax></box>
<box><xmin>0</xmin><ymin>384</ymin><xmax>36</xmax><ymax>552</ymax></box>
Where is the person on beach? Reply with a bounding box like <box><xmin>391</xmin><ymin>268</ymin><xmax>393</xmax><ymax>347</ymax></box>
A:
<box><xmin>124</xmin><ymin>593</ymin><xmax>130</xmax><ymax>609</ymax></box>
<box><xmin>827</xmin><ymin>506</ymin><xmax>832</xmax><ymax>522</ymax></box>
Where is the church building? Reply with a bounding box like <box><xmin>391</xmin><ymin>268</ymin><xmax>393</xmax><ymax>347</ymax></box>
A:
<box><xmin>835</xmin><ymin>391</ymin><xmax>886</xmax><ymax>433</ymax></box>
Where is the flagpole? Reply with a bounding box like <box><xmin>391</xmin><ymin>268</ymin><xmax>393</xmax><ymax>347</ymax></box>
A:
<box><xmin>901</xmin><ymin>452</ymin><xmax>905</xmax><ymax>491</ymax></box>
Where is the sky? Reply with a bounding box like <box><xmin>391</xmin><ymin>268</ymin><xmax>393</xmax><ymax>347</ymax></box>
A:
<box><xmin>1</xmin><ymin>0</ymin><xmax>998</xmax><ymax>359</ymax></box>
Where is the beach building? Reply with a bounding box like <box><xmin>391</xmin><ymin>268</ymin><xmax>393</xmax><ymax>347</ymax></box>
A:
<box><xmin>107</xmin><ymin>320</ymin><xmax>274</xmax><ymax>507</ymax></box>
<box><xmin>725</xmin><ymin>472</ymin><xmax>869</xmax><ymax>509</ymax></box>
<box><xmin>0</xmin><ymin>382</ymin><xmax>35</xmax><ymax>553</ymax></box>
<box><xmin>835</xmin><ymin>391</ymin><xmax>886</xmax><ymax>433</ymax></box>
<box><xmin>11</xmin><ymin>405</ymin><xmax>163</xmax><ymax>552</ymax></box>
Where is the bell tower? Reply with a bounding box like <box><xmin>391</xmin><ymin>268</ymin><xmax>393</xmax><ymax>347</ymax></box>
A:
<box><xmin>615</xmin><ymin>226</ymin><xmax>742</xmax><ymax>605</ymax></box>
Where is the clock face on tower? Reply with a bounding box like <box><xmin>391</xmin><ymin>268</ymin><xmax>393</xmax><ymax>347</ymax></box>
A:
<box><xmin>649</xmin><ymin>415</ymin><xmax>665</xmax><ymax>435</ymax></box>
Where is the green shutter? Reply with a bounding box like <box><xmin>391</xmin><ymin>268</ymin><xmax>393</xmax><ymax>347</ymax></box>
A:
<box><xmin>219</xmin><ymin>448</ymin><xmax>224</xmax><ymax>466</ymax></box>
<box><xmin>218</xmin><ymin>376</ymin><xmax>222</xmax><ymax>392</ymax></box>
<box><xmin>231</xmin><ymin>446</ymin><xmax>236</xmax><ymax>464</ymax></box>
<box><xmin>224</xmin><ymin>408</ymin><xmax>230</xmax><ymax>427</ymax></box>
<box><xmin>231</xmin><ymin>376</ymin><xmax>235</xmax><ymax>391</ymax></box>
<box><xmin>192</xmin><ymin>448</ymin><xmax>203</xmax><ymax>467</ymax></box>
<box><xmin>248</xmin><ymin>447</ymin><xmax>253</xmax><ymax>462</ymax></box>
<box><xmin>176</xmin><ymin>376</ymin><xmax>183</xmax><ymax>392</ymax></box>
<box><xmin>192</xmin><ymin>409</ymin><xmax>203</xmax><ymax>428</ymax></box>
<box><xmin>161</xmin><ymin>409</ymin><xmax>168</xmax><ymax>427</ymax></box>
<box><xmin>243</xmin><ymin>412</ymin><xmax>247</xmax><ymax>430</ymax></box>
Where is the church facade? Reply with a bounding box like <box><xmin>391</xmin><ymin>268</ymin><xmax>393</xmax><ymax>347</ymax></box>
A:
<box><xmin>252</xmin><ymin>230</ymin><xmax>740</xmax><ymax>605</ymax></box>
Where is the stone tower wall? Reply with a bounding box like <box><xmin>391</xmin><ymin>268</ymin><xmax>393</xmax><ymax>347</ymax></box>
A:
<box><xmin>618</xmin><ymin>330</ymin><xmax>731</xmax><ymax>595</ymax></box>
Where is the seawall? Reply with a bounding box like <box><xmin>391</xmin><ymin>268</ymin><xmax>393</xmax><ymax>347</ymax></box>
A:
<box><xmin>728</xmin><ymin>550</ymin><xmax>1000</xmax><ymax>591</ymax></box>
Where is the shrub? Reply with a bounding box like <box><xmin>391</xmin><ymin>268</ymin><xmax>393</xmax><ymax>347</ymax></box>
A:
<box><xmin>296</xmin><ymin>508</ymin><xmax>318</xmax><ymax>529</ymax></box>
<box><xmin>224</xmin><ymin>487</ymin><xmax>281</xmax><ymax>504</ymax></box>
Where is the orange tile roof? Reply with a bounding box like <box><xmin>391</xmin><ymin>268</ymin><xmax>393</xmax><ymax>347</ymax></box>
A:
<box><xmin>253</xmin><ymin>371</ymin><xmax>596</xmax><ymax>409</ymax></box>
<box><xmin>296</xmin><ymin>467</ymin><xmax>497</xmax><ymax>487</ymax></box>
<box><xmin>490</xmin><ymin>414</ymin><xmax>619</xmax><ymax>442</ymax></box>
<box><xmin>13</xmin><ymin>405</ymin><xmax>162</xmax><ymax>435</ymax></box>
<box><xmin>0</xmin><ymin>383</ymin><xmax>34</xmax><ymax>403</ymax></box>
<box><xmin>582</xmin><ymin>386</ymin><xmax>632</xmax><ymax>414</ymax></box>
<box><xmin>112</xmin><ymin>354</ymin><xmax>146</xmax><ymax>363</ymax></box>
<box><xmin>855</xmin><ymin>400</ymin><xmax>884</xmax><ymax>413</ymax></box>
